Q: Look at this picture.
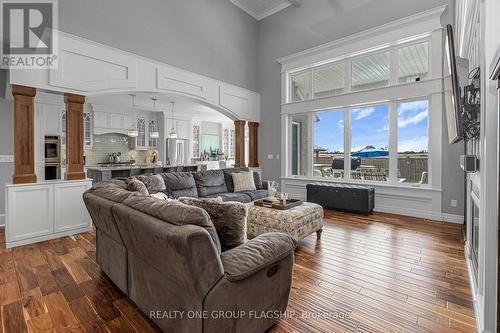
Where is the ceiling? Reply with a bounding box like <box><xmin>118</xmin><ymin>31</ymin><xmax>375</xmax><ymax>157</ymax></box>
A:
<box><xmin>230</xmin><ymin>0</ymin><xmax>295</xmax><ymax>20</ymax></box>
<box><xmin>87</xmin><ymin>93</ymin><xmax>233</xmax><ymax>124</ymax></box>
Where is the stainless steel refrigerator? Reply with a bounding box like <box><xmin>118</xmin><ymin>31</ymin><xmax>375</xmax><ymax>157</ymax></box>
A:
<box><xmin>165</xmin><ymin>138</ymin><xmax>190</xmax><ymax>165</ymax></box>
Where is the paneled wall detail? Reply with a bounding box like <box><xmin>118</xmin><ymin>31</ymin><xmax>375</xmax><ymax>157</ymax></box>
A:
<box><xmin>234</xmin><ymin>120</ymin><xmax>246</xmax><ymax>167</ymax></box>
<box><xmin>12</xmin><ymin>85</ymin><xmax>37</xmax><ymax>184</ymax></box>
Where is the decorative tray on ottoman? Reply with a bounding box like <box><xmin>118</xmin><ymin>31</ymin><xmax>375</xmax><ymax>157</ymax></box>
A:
<box><xmin>254</xmin><ymin>198</ymin><xmax>303</xmax><ymax>210</ymax></box>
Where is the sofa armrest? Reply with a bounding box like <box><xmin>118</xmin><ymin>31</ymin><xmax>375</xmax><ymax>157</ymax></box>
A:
<box><xmin>221</xmin><ymin>232</ymin><xmax>297</xmax><ymax>282</ymax></box>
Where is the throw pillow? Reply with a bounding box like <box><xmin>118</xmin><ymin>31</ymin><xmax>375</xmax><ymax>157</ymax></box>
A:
<box><xmin>136</xmin><ymin>174</ymin><xmax>166</xmax><ymax>193</ymax></box>
<box><xmin>179</xmin><ymin>197</ymin><xmax>247</xmax><ymax>251</ymax></box>
<box><xmin>127</xmin><ymin>179</ymin><xmax>149</xmax><ymax>196</ymax></box>
<box><xmin>253</xmin><ymin>171</ymin><xmax>264</xmax><ymax>190</ymax></box>
<box><xmin>232</xmin><ymin>172</ymin><xmax>256</xmax><ymax>192</ymax></box>
<box><xmin>150</xmin><ymin>192</ymin><xmax>175</xmax><ymax>201</ymax></box>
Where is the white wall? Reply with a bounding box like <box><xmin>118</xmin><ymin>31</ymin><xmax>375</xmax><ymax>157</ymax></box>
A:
<box><xmin>257</xmin><ymin>0</ymin><xmax>463</xmax><ymax>217</ymax></box>
<box><xmin>59</xmin><ymin>0</ymin><xmax>259</xmax><ymax>91</ymax></box>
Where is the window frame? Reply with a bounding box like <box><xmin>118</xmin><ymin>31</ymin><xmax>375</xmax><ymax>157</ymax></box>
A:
<box><xmin>288</xmin><ymin>96</ymin><xmax>432</xmax><ymax>188</ymax></box>
<box><xmin>286</xmin><ymin>37</ymin><xmax>431</xmax><ymax>103</ymax></box>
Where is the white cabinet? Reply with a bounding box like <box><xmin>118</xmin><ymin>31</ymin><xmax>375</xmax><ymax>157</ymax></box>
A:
<box><xmin>123</xmin><ymin>115</ymin><xmax>136</xmax><ymax>131</ymax></box>
<box><xmin>109</xmin><ymin>113</ymin><xmax>123</xmax><ymax>129</ymax></box>
<box><xmin>93</xmin><ymin>111</ymin><xmax>109</xmax><ymax>128</ymax></box>
<box><xmin>166</xmin><ymin>118</ymin><xmax>189</xmax><ymax>139</ymax></box>
<box><xmin>5</xmin><ymin>179</ymin><xmax>93</xmax><ymax>248</ymax></box>
<box><xmin>6</xmin><ymin>184</ymin><xmax>54</xmax><ymax>244</ymax></box>
<box><xmin>43</xmin><ymin>104</ymin><xmax>61</xmax><ymax>135</ymax></box>
<box><xmin>54</xmin><ymin>181</ymin><xmax>91</xmax><ymax>232</ymax></box>
<box><xmin>83</xmin><ymin>112</ymin><xmax>92</xmax><ymax>147</ymax></box>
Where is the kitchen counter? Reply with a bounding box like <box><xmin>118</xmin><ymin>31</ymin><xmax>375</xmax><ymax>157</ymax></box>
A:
<box><xmin>86</xmin><ymin>164</ymin><xmax>200</xmax><ymax>183</ymax></box>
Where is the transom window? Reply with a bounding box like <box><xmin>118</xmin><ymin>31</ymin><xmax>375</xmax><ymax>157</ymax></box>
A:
<box><xmin>287</xmin><ymin>39</ymin><xmax>430</xmax><ymax>103</ymax></box>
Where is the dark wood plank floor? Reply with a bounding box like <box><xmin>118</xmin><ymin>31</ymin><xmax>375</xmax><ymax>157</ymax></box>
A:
<box><xmin>0</xmin><ymin>210</ymin><xmax>476</xmax><ymax>333</ymax></box>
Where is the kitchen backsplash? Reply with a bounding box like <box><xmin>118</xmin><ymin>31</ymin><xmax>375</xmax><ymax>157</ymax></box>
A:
<box><xmin>84</xmin><ymin>133</ymin><xmax>156</xmax><ymax>165</ymax></box>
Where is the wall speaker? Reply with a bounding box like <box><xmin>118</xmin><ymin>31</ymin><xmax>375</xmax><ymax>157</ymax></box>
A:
<box><xmin>460</xmin><ymin>155</ymin><xmax>479</xmax><ymax>173</ymax></box>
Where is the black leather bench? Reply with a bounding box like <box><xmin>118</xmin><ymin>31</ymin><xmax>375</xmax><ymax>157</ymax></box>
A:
<box><xmin>306</xmin><ymin>182</ymin><xmax>375</xmax><ymax>215</ymax></box>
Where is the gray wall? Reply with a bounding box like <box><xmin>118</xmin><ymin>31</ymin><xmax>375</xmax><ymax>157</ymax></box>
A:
<box><xmin>59</xmin><ymin>0</ymin><xmax>259</xmax><ymax>91</ymax></box>
<box><xmin>257</xmin><ymin>0</ymin><xmax>463</xmax><ymax>216</ymax></box>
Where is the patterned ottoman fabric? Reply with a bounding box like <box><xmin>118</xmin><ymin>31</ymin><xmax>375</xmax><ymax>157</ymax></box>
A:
<box><xmin>247</xmin><ymin>202</ymin><xmax>324</xmax><ymax>240</ymax></box>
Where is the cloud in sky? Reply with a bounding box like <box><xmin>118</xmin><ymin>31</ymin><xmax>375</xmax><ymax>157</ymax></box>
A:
<box><xmin>352</xmin><ymin>107</ymin><xmax>375</xmax><ymax>120</ymax></box>
<box><xmin>398</xmin><ymin>100</ymin><xmax>428</xmax><ymax>115</ymax></box>
<box><xmin>398</xmin><ymin>136</ymin><xmax>428</xmax><ymax>152</ymax></box>
<box><xmin>398</xmin><ymin>111</ymin><xmax>428</xmax><ymax>128</ymax></box>
<box><xmin>338</xmin><ymin>119</ymin><xmax>344</xmax><ymax>129</ymax></box>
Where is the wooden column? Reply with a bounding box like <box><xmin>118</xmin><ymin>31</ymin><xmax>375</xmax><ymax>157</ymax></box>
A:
<box><xmin>248</xmin><ymin>122</ymin><xmax>259</xmax><ymax>167</ymax></box>
<box><xmin>234</xmin><ymin>120</ymin><xmax>246</xmax><ymax>168</ymax></box>
<box><xmin>12</xmin><ymin>85</ymin><xmax>37</xmax><ymax>184</ymax></box>
<box><xmin>65</xmin><ymin>93</ymin><xmax>86</xmax><ymax>180</ymax></box>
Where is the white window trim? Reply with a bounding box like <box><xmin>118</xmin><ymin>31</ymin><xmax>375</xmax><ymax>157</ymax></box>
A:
<box><xmin>289</xmin><ymin>96</ymin><xmax>431</xmax><ymax>187</ymax></box>
<box><xmin>280</xmin><ymin>6</ymin><xmax>445</xmax><ymax>193</ymax></box>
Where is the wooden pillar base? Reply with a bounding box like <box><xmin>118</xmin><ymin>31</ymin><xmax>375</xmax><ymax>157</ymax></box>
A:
<box><xmin>12</xmin><ymin>85</ymin><xmax>37</xmax><ymax>184</ymax></box>
<box><xmin>234</xmin><ymin>120</ymin><xmax>246</xmax><ymax>168</ymax></box>
<box><xmin>248</xmin><ymin>121</ymin><xmax>259</xmax><ymax>168</ymax></box>
<box><xmin>65</xmin><ymin>93</ymin><xmax>86</xmax><ymax>180</ymax></box>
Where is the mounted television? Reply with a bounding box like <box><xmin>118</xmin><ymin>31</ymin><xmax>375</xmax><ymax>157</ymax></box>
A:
<box><xmin>444</xmin><ymin>24</ymin><xmax>463</xmax><ymax>144</ymax></box>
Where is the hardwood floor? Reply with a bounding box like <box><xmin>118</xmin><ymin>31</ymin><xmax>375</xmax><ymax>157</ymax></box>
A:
<box><xmin>0</xmin><ymin>210</ymin><xmax>476</xmax><ymax>333</ymax></box>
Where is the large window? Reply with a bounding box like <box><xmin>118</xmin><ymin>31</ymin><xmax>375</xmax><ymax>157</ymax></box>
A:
<box><xmin>287</xmin><ymin>38</ymin><xmax>430</xmax><ymax>103</ymax></box>
<box><xmin>313</xmin><ymin>110</ymin><xmax>344</xmax><ymax>178</ymax></box>
<box><xmin>351</xmin><ymin>104</ymin><xmax>389</xmax><ymax>181</ymax></box>
<box><xmin>313</xmin><ymin>62</ymin><xmax>345</xmax><ymax>98</ymax></box>
<box><xmin>397</xmin><ymin>100</ymin><xmax>429</xmax><ymax>184</ymax></box>
<box><xmin>288</xmin><ymin>98</ymin><xmax>430</xmax><ymax>186</ymax></box>
<box><xmin>351</xmin><ymin>52</ymin><xmax>390</xmax><ymax>91</ymax></box>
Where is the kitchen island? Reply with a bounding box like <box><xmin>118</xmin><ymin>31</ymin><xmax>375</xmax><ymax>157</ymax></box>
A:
<box><xmin>86</xmin><ymin>164</ymin><xmax>200</xmax><ymax>183</ymax></box>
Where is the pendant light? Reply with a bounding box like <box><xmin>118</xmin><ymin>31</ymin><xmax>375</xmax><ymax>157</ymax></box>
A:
<box><xmin>168</xmin><ymin>101</ymin><xmax>178</xmax><ymax>139</ymax></box>
<box><xmin>127</xmin><ymin>94</ymin><xmax>138</xmax><ymax>137</ymax></box>
<box><xmin>149</xmin><ymin>98</ymin><xmax>160</xmax><ymax>138</ymax></box>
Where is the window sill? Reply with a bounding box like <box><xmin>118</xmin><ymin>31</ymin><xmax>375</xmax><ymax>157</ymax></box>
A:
<box><xmin>281</xmin><ymin>175</ymin><xmax>442</xmax><ymax>192</ymax></box>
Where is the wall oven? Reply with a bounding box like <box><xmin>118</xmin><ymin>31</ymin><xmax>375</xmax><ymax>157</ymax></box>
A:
<box><xmin>44</xmin><ymin>135</ymin><xmax>61</xmax><ymax>180</ymax></box>
<box><xmin>44</xmin><ymin>135</ymin><xmax>60</xmax><ymax>163</ymax></box>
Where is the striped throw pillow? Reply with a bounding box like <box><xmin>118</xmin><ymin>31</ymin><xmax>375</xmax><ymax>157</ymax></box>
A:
<box><xmin>232</xmin><ymin>172</ymin><xmax>257</xmax><ymax>192</ymax></box>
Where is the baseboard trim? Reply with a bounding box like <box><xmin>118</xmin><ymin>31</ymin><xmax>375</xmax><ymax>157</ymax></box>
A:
<box><xmin>374</xmin><ymin>205</ymin><xmax>464</xmax><ymax>224</ymax></box>
<box><xmin>442</xmin><ymin>213</ymin><xmax>465</xmax><ymax>224</ymax></box>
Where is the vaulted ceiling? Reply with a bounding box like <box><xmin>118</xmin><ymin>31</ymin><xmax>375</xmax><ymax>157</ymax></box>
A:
<box><xmin>230</xmin><ymin>0</ymin><xmax>298</xmax><ymax>20</ymax></box>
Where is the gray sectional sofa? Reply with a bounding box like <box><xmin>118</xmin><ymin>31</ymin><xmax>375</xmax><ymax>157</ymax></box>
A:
<box><xmin>83</xmin><ymin>168</ymin><xmax>297</xmax><ymax>333</ymax></box>
<box><xmin>160</xmin><ymin>167</ymin><xmax>268</xmax><ymax>203</ymax></box>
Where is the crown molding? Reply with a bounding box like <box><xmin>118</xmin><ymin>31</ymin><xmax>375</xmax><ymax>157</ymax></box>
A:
<box><xmin>277</xmin><ymin>5</ymin><xmax>447</xmax><ymax>67</ymax></box>
<box><xmin>230</xmin><ymin>0</ymin><xmax>291</xmax><ymax>20</ymax></box>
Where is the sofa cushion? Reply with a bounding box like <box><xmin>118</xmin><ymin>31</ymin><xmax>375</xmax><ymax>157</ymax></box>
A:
<box><xmin>242</xmin><ymin>190</ymin><xmax>268</xmax><ymax>201</ymax></box>
<box><xmin>161</xmin><ymin>172</ymin><xmax>198</xmax><ymax>198</ymax></box>
<box><xmin>122</xmin><ymin>195</ymin><xmax>221</xmax><ymax>253</ymax></box>
<box><xmin>179</xmin><ymin>197</ymin><xmax>248</xmax><ymax>251</ymax></box>
<box><xmin>205</xmin><ymin>192</ymin><xmax>252</xmax><ymax>203</ymax></box>
<box><xmin>127</xmin><ymin>179</ymin><xmax>149</xmax><ymax>196</ymax></box>
<box><xmin>223</xmin><ymin>167</ymin><xmax>250</xmax><ymax>192</ymax></box>
<box><xmin>136</xmin><ymin>174</ymin><xmax>166</xmax><ymax>193</ymax></box>
<box><xmin>232</xmin><ymin>172</ymin><xmax>256</xmax><ymax>192</ymax></box>
<box><xmin>193</xmin><ymin>169</ymin><xmax>228</xmax><ymax>197</ymax></box>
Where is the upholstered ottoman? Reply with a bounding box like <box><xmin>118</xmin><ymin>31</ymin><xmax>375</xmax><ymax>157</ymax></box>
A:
<box><xmin>247</xmin><ymin>202</ymin><xmax>324</xmax><ymax>241</ymax></box>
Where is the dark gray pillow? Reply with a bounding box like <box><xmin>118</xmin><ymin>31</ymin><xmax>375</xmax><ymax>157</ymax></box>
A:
<box><xmin>179</xmin><ymin>196</ymin><xmax>247</xmax><ymax>251</ymax></box>
<box><xmin>136</xmin><ymin>174</ymin><xmax>166</xmax><ymax>193</ymax></box>
<box><xmin>193</xmin><ymin>169</ymin><xmax>228</xmax><ymax>197</ymax></box>
<box><xmin>127</xmin><ymin>179</ymin><xmax>149</xmax><ymax>196</ymax></box>
<box><xmin>161</xmin><ymin>172</ymin><xmax>198</xmax><ymax>198</ymax></box>
<box><xmin>253</xmin><ymin>171</ymin><xmax>264</xmax><ymax>190</ymax></box>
